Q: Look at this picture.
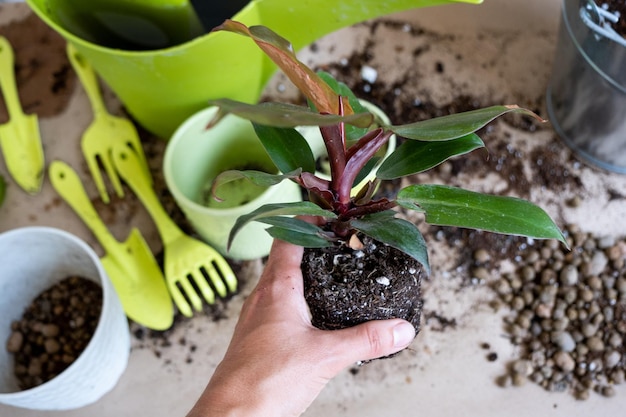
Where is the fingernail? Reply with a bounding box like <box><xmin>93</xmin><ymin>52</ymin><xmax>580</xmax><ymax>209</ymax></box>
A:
<box><xmin>393</xmin><ymin>322</ymin><xmax>416</xmax><ymax>348</ymax></box>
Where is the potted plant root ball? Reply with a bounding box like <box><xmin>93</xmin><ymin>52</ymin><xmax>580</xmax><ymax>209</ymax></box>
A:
<box><xmin>208</xmin><ymin>21</ymin><xmax>566</xmax><ymax>346</ymax></box>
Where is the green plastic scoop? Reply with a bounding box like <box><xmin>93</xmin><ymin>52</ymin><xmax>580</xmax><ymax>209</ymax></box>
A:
<box><xmin>49</xmin><ymin>161</ymin><xmax>174</xmax><ymax>330</ymax></box>
<box><xmin>0</xmin><ymin>36</ymin><xmax>45</xmax><ymax>194</ymax></box>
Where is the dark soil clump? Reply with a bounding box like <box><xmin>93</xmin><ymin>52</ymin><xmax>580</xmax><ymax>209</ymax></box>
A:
<box><xmin>5</xmin><ymin>276</ymin><xmax>102</xmax><ymax>390</ymax></box>
<box><xmin>0</xmin><ymin>13</ymin><xmax>75</xmax><ymax>122</ymax></box>
<box><xmin>302</xmin><ymin>234</ymin><xmax>425</xmax><ymax>334</ymax></box>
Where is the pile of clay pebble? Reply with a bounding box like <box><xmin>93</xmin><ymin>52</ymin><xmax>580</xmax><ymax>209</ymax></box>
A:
<box><xmin>479</xmin><ymin>224</ymin><xmax>626</xmax><ymax>399</ymax></box>
<box><xmin>5</xmin><ymin>276</ymin><xmax>102</xmax><ymax>390</ymax></box>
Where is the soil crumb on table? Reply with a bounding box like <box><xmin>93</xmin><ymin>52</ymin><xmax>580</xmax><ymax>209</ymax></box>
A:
<box><xmin>0</xmin><ymin>13</ymin><xmax>75</xmax><ymax>122</ymax></box>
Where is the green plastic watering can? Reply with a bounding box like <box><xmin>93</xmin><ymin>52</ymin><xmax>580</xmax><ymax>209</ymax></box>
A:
<box><xmin>26</xmin><ymin>0</ymin><xmax>481</xmax><ymax>139</ymax></box>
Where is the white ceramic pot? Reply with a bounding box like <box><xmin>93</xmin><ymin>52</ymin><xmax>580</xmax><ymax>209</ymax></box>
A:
<box><xmin>0</xmin><ymin>227</ymin><xmax>130</xmax><ymax>410</ymax></box>
<box><xmin>164</xmin><ymin>107</ymin><xmax>303</xmax><ymax>260</ymax></box>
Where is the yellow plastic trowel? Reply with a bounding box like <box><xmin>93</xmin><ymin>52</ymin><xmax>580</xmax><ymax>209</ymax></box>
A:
<box><xmin>49</xmin><ymin>161</ymin><xmax>174</xmax><ymax>330</ymax></box>
<box><xmin>0</xmin><ymin>36</ymin><xmax>45</xmax><ymax>194</ymax></box>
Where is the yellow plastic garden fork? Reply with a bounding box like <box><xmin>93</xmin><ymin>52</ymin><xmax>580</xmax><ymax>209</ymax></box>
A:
<box><xmin>67</xmin><ymin>44</ymin><xmax>151</xmax><ymax>203</ymax></box>
<box><xmin>111</xmin><ymin>142</ymin><xmax>237</xmax><ymax>317</ymax></box>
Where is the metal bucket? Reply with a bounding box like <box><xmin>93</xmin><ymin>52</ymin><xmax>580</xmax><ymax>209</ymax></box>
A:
<box><xmin>546</xmin><ymin>0</ymin><xmax>626</xmax><ymax>173</ymax></box>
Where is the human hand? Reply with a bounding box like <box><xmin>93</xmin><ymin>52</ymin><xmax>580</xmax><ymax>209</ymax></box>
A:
<box><xmin>186</xmin><ymin>236</ymin><xmax>416</xmax><ymax>417</ymax></box>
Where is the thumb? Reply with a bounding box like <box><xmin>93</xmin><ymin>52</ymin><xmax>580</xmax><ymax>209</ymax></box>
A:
<box><xmin>327</xmin><ymin>319</ymin><xmax>416</xmax><ymax>371</ymax></box>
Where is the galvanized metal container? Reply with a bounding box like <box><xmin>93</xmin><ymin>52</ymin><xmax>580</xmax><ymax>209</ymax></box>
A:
<box><xmin>546</xmin><ymin>0</ymin><xmax>626</xmax><ymax>173</ymax></box>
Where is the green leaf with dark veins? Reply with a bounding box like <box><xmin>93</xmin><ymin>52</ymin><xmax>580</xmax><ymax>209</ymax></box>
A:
<box><xmin>397</xmin><ymin>185</ymin><xmax>567</xmax><ymax>246</ymax></box>
<box><xmin>208</xmin><ymin>99</ymin><xmax>373</xmax><ymax>128</ymax></box>
<box><xmin>377</xmin><ymin>133</ymin><xmax>484</xmax><ymax>180</ymax></box>
<box><xmin>352</xmin><ymin>211</ymin><xmax>430</xmax><ymax>275</ymax></box>
<box><xmin>390</xmin><ymin>105</ymin><xmax>543</xmax><ymax>141</ymax></box>
<box><xmin>253</xmin><ymin>125</ymin><xmax>316</xmax><ymax>173</ymax></box>
<box><xmin>228</xmin><ymin>202</ymin><xmax>336</xmax><ymax>249</ymax></box>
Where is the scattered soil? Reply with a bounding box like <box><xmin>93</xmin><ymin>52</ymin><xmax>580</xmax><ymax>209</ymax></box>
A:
<box><xmin>5</xmin><ymin>276</ymin><xmax>102</xmax><ymax>390</ymax></box>
<box><xmin>129</xmin><ymin>301</ymin><xmax>229</xmax><ymax>363</ymax></box>
<box><xmin>422</xmin><ymin>311</ymin><xmax>457</xmax><ymax>332</ymax></box>
<box><xmin>302</xmin><ymin>234</ymin><xmax>425</xmax><ymax>336</ymax></box>
<box><xmin>0</xmin><ymin>13</ymin><xmax>75</xmax><ymax>122</ymax></box>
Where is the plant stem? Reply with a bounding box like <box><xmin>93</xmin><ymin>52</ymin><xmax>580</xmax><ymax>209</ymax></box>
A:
<box><xmin>340</xmin><ymin>199</ymin><xmax>397</xmax><ymax>221</ymax></box>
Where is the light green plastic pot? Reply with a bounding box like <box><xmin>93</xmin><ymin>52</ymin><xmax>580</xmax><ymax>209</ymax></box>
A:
<box><xmin>26</xmin><ymin>0</ymin><xmax>481</xmax><ymax>139</ymax></box>
<box><xmin>163</xmin><ymin>107</ymin><xmax>302</xmax><ymax>260</ymax></box>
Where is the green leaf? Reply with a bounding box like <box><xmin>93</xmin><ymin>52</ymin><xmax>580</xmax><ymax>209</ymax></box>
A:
<box><xmin>317</xmin><ymin>71</ymin><xmax>370</xmax><ymax>139</ymax></box>
<box><xmin>257</xmin><ymin>216</ymin><xmax>332</xmax><ymax>247</ymax></box>
<box><xmin>207</xmin><ymin>99</ymin><xmax>373</xmax><ymax>128</ymax></box>
<box><xmin>352</xmin><ymin>211</ymin><xmax>430</xmax><ymax>275</ymax></box>
<box><xmin>397</xmin><ymin>185</ymin><xmax>567</xmax><ymax>245</ymax></box>
<box><xmin>212</xmin><ymin>169</ymin><xmax>300</xmax><ymax>201</ymax></box>
<box><xmin>317</xmin><ymin>71</ymin><xmax>365</xmax><ymax>112</ymax></box>
<box><xmin>228</xmin><ymin>202</ymin><xmax>336</xmax><ymax>249</ymax></box>
<box><xmin>253</xmin><ymin>125</ymin><xmax>316</xmax><ymax>174</ymax></box>
<box><xmin>258</xmin><ymin>216</ymin><xmax>326</xmax><ymax>234</ymax></box>
<box><xmin>389</xmin><ymin>105</ymin><xmax>543</xmax><ymax>141</ymax></box>
<box><xmin>376</xmin><ymin>133</ymin><xmax>484</xmax><ymax>180</ymax></box>
<box><xmin>266</xmin><ymin>226</ymin><xmax>333</xmax><ymax>248</ymax></box>
<box><xmin>258</xmin><ymin>216</ymin><xmax>333</xmax><ymax>248</ymax></box>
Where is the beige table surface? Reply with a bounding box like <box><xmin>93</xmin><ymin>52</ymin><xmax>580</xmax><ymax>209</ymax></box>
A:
<box><xmin>2</xmin><ymin>0</ymin><xmax>626</xmax><ymax>416</ymax></box>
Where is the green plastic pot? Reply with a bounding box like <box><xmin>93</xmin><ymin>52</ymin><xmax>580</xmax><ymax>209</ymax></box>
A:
<box><xmin>163</xmin><ymin>107</ymin><xmax>302</xmax><ymax>260</ymax></box>
<box><xmin>26</xmin><ymin>0</ymin><xmax>481</xmax><ymax>139</ymax></box>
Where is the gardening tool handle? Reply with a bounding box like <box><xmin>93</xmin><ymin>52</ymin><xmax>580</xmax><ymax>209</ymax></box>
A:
<box><xmin>0</xmin><ymin>36</ymin><xmax>27</xmax><ymax>120</ymax></box>
<box><xmin>112</xmin><ymin>143</ymin><xmax>183</xmax><ymax>244</ymax></box>
<box><xmin>66</xmin><ymin>44</ymin><xmax>109</xmax><ymax>116</ymax></box>
<box><xmin>49</xmin><ymin>161</ymin><xmax>123</xmax><ymax>256</ymax></box>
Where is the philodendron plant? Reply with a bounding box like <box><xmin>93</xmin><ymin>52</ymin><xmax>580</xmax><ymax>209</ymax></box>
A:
<box><xmin>208</xmin><ymin>20</ymin><xmax>566</xmax><ymax>337</ymax></box>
